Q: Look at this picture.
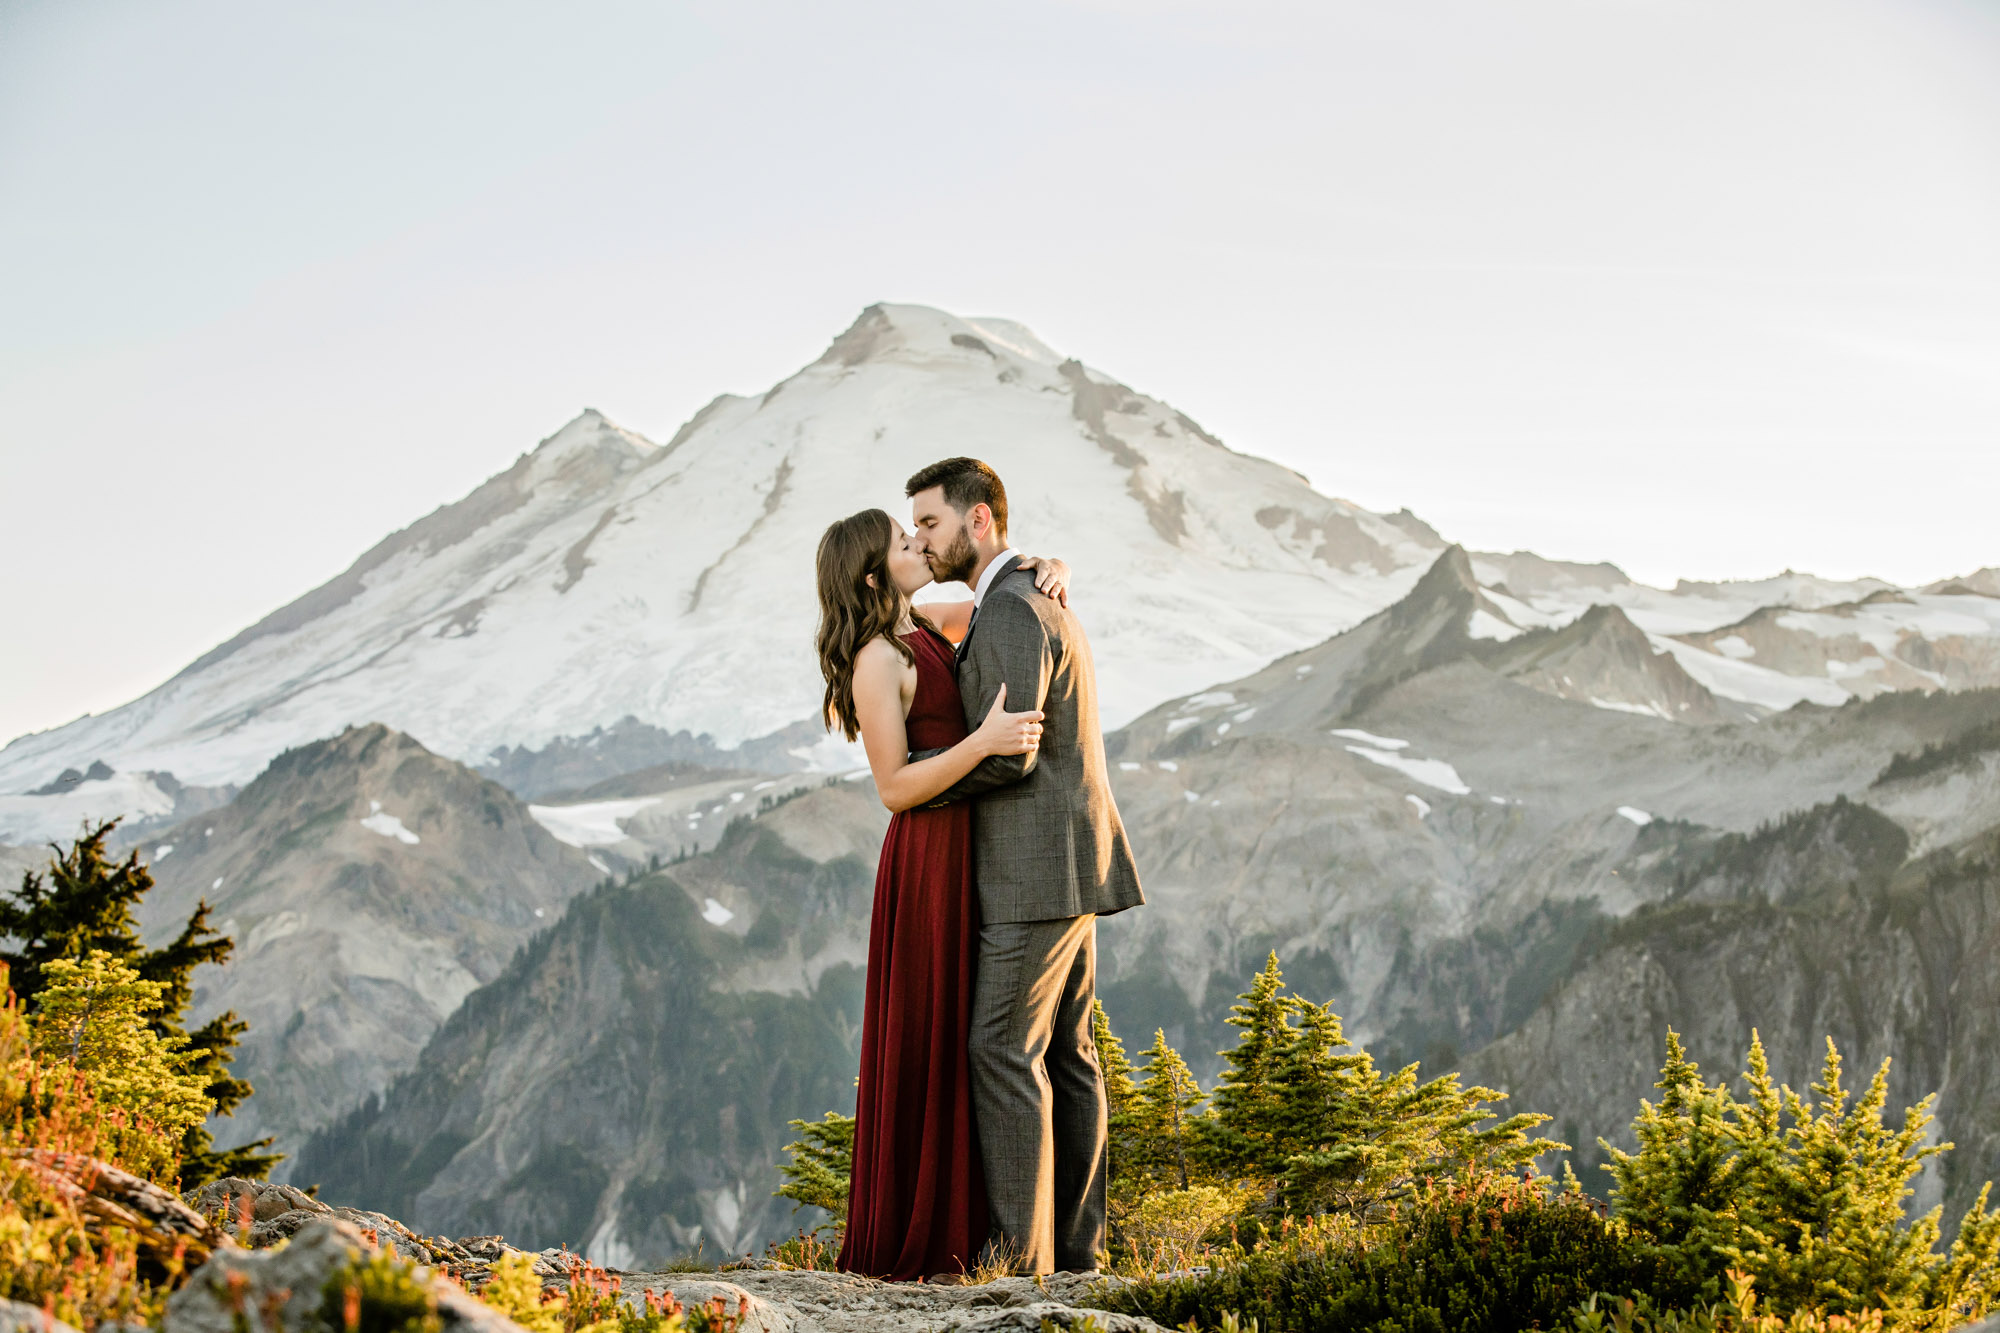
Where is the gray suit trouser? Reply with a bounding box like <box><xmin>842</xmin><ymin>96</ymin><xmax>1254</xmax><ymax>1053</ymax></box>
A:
<box><xmin>968</xmin><ymin>914</ymin><xmax>1108</xmax><ymax>1274</ymax></box>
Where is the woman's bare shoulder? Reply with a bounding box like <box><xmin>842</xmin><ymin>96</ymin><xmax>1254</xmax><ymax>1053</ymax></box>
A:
<box><xmin>854</xmin><ymin>634</ymin><xmax>911</xmax><ymax>674</ymax></box>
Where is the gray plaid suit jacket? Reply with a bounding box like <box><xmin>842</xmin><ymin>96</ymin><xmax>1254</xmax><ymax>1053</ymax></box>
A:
<box><xmin>930</xmin><ymin>556</ymin><xmax>1144</xmax><ymax>925</ymax></box>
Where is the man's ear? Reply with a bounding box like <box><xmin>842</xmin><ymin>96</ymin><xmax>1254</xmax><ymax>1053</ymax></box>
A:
<box><xmin>971</xmin><ymin>503</ymin><xmax>992</xmax><ymax>541</ymax></box>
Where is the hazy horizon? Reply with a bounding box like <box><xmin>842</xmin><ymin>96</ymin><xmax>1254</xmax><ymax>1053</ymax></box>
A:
<box><xmin>3</xmin><ymin>0</ymin><xmax>1997</xmax><ymax>746</ymax></box>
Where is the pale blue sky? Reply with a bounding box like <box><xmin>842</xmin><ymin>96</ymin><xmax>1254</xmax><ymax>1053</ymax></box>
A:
<box><xmin>3</xmin><ymin>0</ymin><xmax>1998</xmax><ymax>745</ymax></box>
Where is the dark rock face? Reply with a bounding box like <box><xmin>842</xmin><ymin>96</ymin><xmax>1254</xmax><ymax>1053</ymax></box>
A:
<box><xmin>296</xmin><ymin>786</ymin><xmax>885</xmax><ymax>1265</ymax></box>
<box><xmin>1471</xmin><ymin>815</ymin><xmax>2000</xmax><ymax>1232</ymax></box>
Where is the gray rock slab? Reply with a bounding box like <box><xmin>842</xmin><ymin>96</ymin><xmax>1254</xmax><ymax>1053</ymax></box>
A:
<box><xmin>164</xmin><ymin>1219</ymin><xmax>527</xmax><ymax>1333</ymax></box>
<box><xmin>186</xmin><ymin>1177</ymin><xmax>332</xmax><ymax>1227</ymax></box>
<box><xmin>0</xmin><ymin>1299</ymin><xmax>82</xmax><ymax>1333</ymax></box>
<box><xmin>621</xmin><ymin>1269</ymin><xmax>1164</xmax><ymax>1333</ymax></box>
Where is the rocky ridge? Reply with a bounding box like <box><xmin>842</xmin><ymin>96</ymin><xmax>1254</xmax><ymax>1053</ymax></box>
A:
<box><xmin>296</xmin><ymin>782</ymin><xmax>888</xmax><ymax>1262</ymax></box>
<box><xmin>131</xmin><ymin>724</ymin><xmax>601</xmax><ymax>1167</ymax></box>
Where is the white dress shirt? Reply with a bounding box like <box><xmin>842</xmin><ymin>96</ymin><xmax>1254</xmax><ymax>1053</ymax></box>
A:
<box><xmin>972</xmin><ymin>547</ymin><xmax>1021</xmax><ymax>608</ymax></box>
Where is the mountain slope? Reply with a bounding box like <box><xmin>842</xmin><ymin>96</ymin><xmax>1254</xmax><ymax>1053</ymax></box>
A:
<box><xmin>1468</xmin><ymin>803</ymin><xmax>2000</xmax><ymax>1231</ymax></box>
<box><xmin>1095</xmin><ymin>551</ymin><xmax>2000</xmax><ymax>1069</ymax></box>
<box><xmin>295</xmin><ymin>783</ymin><xmax>889</xmax><ymax>1264</ymax></box>
<box><xmin>133</xmin><ymin>724</ymin><xmax>600</xmax><ymax>1165</ymax></box>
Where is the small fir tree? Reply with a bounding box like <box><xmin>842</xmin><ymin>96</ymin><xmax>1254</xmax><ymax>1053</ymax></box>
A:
<box><xmin>29</xmin><ymin>951</ymin><xmax>212</xmax><ymax>1180</ymax></box>
<box><xmin>1201</xmin><ymin>951</ymin><xmax>1292</xmax><ymax>1173</ymax></box>
<box><xmin>0</xmin><ymin>820</ymin><xmax>277</xmax><ymax>1182</ymax></box>
<box><xmin>1605</xmin><ymin>1029</ymin><xmax>2000</xmax><ymax>1327</ymax></box>
<box><xmin>1600</xmin><ymin>1028</ymin><xmax>1744</xmax><ymax>1304</ymax></box>
<box><xmin>1092</xmin><ymin>998</ymin><xmax>1144</xmax><ymax>1209</ymax></box>
<box><xmin>1133</xmin><ymin>1028</ymin><xmax>1209</xmax><ymax>1192</ymax></box>
<box><xmin>1199</xmin><ymin>953</ymin><xmax>1557</xmax><ymax>1221</ymax></box>
<box><xmin>1262</xmin><ymin>994</ymin><xmax>1555</xmax><ymax>1218</ymax></box>
<box><xmin>775</xmin><ymin>1110</ymin><xmax>854</xmax><ymax>1226</ymax></box>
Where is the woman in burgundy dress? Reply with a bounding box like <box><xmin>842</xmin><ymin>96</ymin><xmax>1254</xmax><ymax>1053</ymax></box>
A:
<box><xmin>813</xmin><ymin>508</ymin><xmax>1069</xmax><ymax>1281</ymax></box>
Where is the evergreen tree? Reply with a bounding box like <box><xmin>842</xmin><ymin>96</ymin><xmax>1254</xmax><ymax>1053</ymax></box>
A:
<box><xmin>1133</xmin><ymin>1028</ymin><xmax>1209</xmax><ymax>1192</ymax></box>
<box><xmin>1201</xmin><ymin>951</ymin><xmax>1292</xmax><ymax>1173</ymax></box>
<box><xmin>0</xmin><ymin>820</ymin><xmax>277</xmax><ymax>1182</ymax></box>
<box><xmin>1605</xmin><ymin>1029</ymin><xmax>2000</xmax><ymax>1326</ymax></box>
<box><xmin>1092</xmin><ymin>999</ymin><xmax>1142</xmax><ymax>1187</ymax></box>
<box><xmin>1200</xmin><ymin>953</ymin><xmax>1556</xmax><ymax>1221</ymax></box>
<box><xmin>775</xmin><ymin>1110</ymin><xmax>855</xmax><ymax>1225</ymax></box>
<box><xmin>1600</xmin><ymin>1028</ymin><xmax>1743</xmax><ymax>1304</ymax></box>
<box><xmin>1260</xmin><ymin>994</ymin><xmax>1377</xmax><ymax>1212</ymax></box>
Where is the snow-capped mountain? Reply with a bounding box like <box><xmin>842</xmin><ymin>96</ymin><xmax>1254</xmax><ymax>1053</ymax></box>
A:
<box><xmin>2</xmin><ymin>303</ymin><xmax>1998</xmax><ymax>823</ymax></box>
<box><xmin>0</xmin><ymin>305</ymin><xmax>1444</xmax><ymax>797</ymax></box>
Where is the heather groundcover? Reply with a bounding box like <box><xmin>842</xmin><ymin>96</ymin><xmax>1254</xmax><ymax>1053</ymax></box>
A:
<box><xmin>1094</xmin><ymin>1175</ymin><xmax>1659</xmax><ymax>1333</ymax></box>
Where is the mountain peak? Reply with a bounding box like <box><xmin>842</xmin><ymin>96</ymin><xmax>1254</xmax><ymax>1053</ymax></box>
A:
<box><xmin>814</xmin><ymin>303</ymin><xmax>1066</xmax><ymax>370</ymax></box>
<box><xmin>1490</xmin><ymin>603</ymin><xmax>1742</xmax><ymax>724</ymax></box>
<box><xmin>528</xmin><ymin>409</ymin><xmax>656</xmax><ymax>461</ymax></box>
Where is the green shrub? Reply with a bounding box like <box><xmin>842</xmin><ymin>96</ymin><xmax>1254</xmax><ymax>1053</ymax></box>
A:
<box><xmin>477</xmin><ymin>1252</ymin><xmax>562</xmax><ymax>1333</ymax></box>
<box><xmin>1604</xmin><ymin>1031</ymin><xmax>2000</xmax><ymax>1327</ymax></box>
<box><xmin>477</xmin><ymin>1251</ymin><xmax>743</xmax><ymax>1333</ymax></box>
<box><xmin>762</xmin><ymin>1230</ymin><xmax>839</xmax><ymax>1270</ymax></box>
<box><xmin>1099</xmin><ymin>1173</ymin><xmax>1660</xmax><ymax>1333</ymax></box>
<box><xmin>774</xmin><ymin>1109</ymin><xmax>853</xmax><ymax>1226</ymax></box>
<box><xmin>28</xmin><ymin>950</ymin><xmax>212</xmax><ymax>1180</ymax></box>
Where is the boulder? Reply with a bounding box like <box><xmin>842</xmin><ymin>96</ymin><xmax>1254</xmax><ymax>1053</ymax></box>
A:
<box><xmin>628</xmin><ymin>1268</ymin><xmax>1168</xmax><ymax>1333</ymax></box>
<box><xmin>185</xmin><ymin>1177</ymin><xmax>331</xmax><ymax>1226</ymax></box>
<box><xmin>0</xmin><ymin>1300</ymin><xmax>82</xmax><ymax>1333</ymax></box>
<box><xmin>164</xmin><ymin>1219</ymin><xmax>527</xmax><ymax>1333</ymax></box>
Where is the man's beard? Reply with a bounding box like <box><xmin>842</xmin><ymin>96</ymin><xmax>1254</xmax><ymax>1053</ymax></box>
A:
<box><xmin>929</xmin><ymin>527</ymin><xmax>978</xmax><ymax>585</ymax></box>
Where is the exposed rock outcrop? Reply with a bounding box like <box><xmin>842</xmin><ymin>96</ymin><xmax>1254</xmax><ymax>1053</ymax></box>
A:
<box><xmin>174</xmin><ymin>1178</ymin><xmax>1161</xmax><ymax>1333</ymax></box>
<box><xmin>164</xmin><ymin>1218</ymin><xmax>529</xmax><ymax>1333</ymax></box>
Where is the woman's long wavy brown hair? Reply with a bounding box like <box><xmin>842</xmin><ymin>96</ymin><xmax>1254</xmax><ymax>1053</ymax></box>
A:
<box><xmin>815</xmin><ymin>508</ymin><xmax>932</xmax><ymax>741</ymax></box>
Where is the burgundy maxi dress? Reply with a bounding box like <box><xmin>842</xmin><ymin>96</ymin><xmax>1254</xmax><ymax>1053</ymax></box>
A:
<box><xmin>837</xmin><ymin>627</ymin><xmax>989</xmax><ymax>1280</ymax></box>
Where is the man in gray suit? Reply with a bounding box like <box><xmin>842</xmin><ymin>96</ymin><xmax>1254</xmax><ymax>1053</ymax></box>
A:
<box><xmin>906</xmin><ymin>457</ymin><xmax>1145</xmax><ymax>1276</ymax></box>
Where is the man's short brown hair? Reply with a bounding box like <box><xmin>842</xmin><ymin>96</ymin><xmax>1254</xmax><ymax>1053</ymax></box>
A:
<box><xmin>905</xmin><ymin>457</ymin><xmax>1008</xmax><ymax>539</ymax></box>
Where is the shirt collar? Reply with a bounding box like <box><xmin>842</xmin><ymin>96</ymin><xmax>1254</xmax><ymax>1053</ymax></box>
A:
<box><xmin>973</xmin><ymin>548</ymin><xmax>1021</xmax><ymax>608</ymax></box>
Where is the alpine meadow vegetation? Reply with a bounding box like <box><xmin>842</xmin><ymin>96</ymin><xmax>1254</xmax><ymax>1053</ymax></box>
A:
<box><xmin>1</xmin><ymin>818</ymin><xmax>278</xmax><ymax>1184</ymax></box>
<box><xmin>774</xmin><ymin>951</ymin><xmax>2000</xmax><ymax>1333</ymax></box>
<box><xmin>0</xmin><ymin>822</ymin><xmax>278</xmax><ymax>1323</ymax></box>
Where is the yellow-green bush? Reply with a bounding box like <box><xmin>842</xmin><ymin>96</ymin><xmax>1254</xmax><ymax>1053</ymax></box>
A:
<box><xmin>29</xmin><ymin>950</ymin><xmax>211</xmax><ymax>1182</ymax></box>
<box><xmin>1605</xmin><ymin>1031</ymin><xmax>2000</xmax><ymax>1327</ymax></box>
<box><xmin>0</xmin><ymin>966</ymin><xmax>165</xmax><ymax>1328</ymax></box>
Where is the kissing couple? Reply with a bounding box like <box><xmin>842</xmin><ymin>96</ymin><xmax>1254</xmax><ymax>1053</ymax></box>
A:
<box><xmin>813</xmin><ymin>457</ymin><xmax>1145</xmax><ymax>1280</ymax></box>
